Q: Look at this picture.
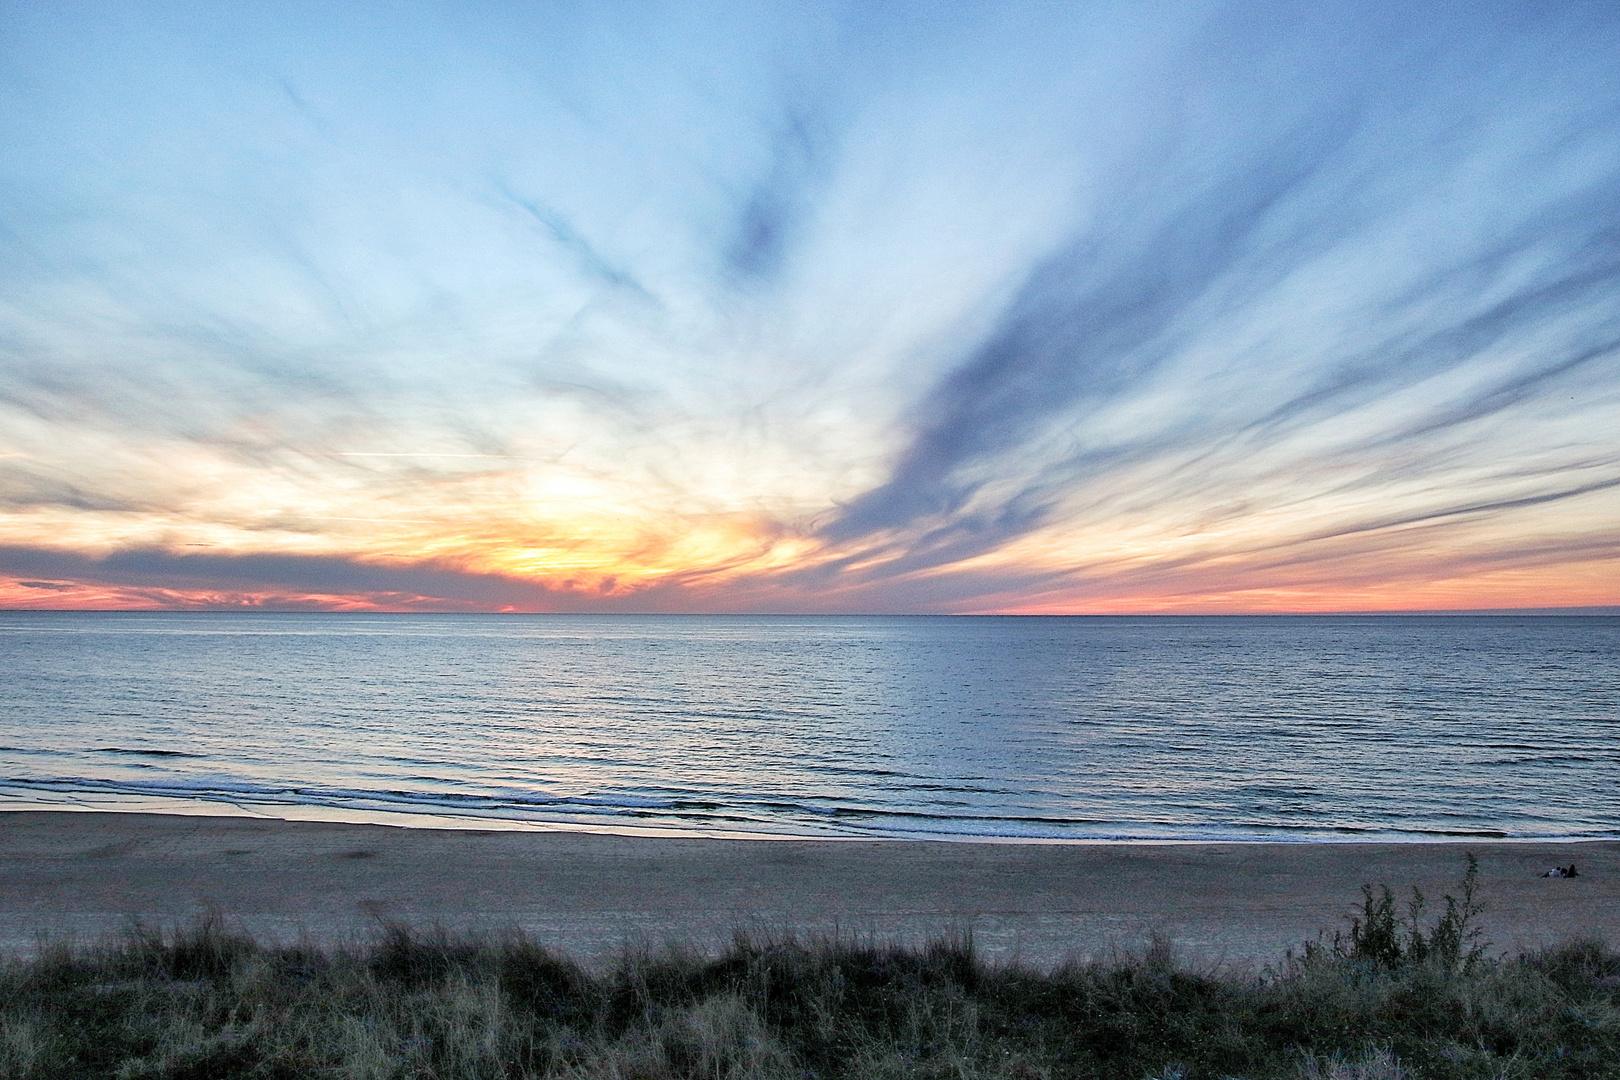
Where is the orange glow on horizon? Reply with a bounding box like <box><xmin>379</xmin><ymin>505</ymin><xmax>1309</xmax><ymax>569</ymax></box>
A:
<box><xmin>1</xmin><ymin>430</ymin><xmax>1615</xmax><ymax>614</ymax></box>
<box><xmin>3</xmin><ymin>547</ymin><xmax>1614</xmax><ymax>614</ymax></box>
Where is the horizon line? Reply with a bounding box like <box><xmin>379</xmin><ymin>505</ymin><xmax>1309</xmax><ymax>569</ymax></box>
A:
<box><xmin>3</xmin><ymin>606</ymin><xmax>1616</xmax><ymax>617</ymax></box>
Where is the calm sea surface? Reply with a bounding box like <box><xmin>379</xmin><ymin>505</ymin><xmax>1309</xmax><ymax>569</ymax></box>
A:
<box><xmin>1</xmin><ymin>612</ymin><xmax>1615</xmax><ymax>841</ymax></box>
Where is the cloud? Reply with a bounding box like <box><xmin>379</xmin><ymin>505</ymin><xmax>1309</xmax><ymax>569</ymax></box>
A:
<box><xmin>820</xmin><ymin>110</ymin><xmax>1358</xmax><ymax>545</ymax></box>
<box><xmin>723</xmin><ymin>106</ymin><xmax>837</xmax><ymax>284</ymax></box>
<box><xmin>493</xmin><ymin>181</ymin><xmax>657</xmax><ymax>302</ymax></box>
<box><xmin>0</xmin><ymin>545</ymin><xmax>580</xmax><ymax>611</ymax></box>
<box><xmin>816</xmin><ymin>1</ymin><xmax>1620</xmax><ymax>585</ymax></box>
<box><xmin>0</xmin><ymin>1</ymin><xmax>1617</xmax><ymax>612</ymax></box>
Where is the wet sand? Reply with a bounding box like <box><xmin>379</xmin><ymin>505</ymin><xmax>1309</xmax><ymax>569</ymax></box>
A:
<box><xmin>3</xmin><ymin>811</ymin><xmax>1615</xmax><ymax>967</ymax></box>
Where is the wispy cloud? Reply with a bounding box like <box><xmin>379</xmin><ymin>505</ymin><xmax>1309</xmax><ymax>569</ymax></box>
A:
<box><xmin>724</xmin><ymin>106</ymin><xmax>837</xmax><ymax>284</ymax></box>
<box><xmin>0</xmin><ymin>1</ymin><xmax>1616</xmax><ymax>611</ymax></box>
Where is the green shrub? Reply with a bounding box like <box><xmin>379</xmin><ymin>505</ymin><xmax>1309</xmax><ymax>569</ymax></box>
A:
<box><xmin>0</xmin><ymin>862</ymin><xmax>1615</xmax><ymax>1079</ymax></box>
<box><xmin>1307</xmin><ymin>853</ymin><xmax>1488</xmax><ymax>975</ymax></box>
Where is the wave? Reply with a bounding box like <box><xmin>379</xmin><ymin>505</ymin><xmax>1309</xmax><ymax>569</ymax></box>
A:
<box><xmin>5</xmin><ymin>775</ymin><xmax>1614</xmax><ymax>843</ymax></box>
<box><xmin>91</xmin><ymin>747</ymin><xmax>205</xmax><ymax>759</ymax></box>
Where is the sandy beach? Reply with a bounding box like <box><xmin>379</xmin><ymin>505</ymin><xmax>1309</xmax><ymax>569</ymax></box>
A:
<box><xmin>2</xmin><ymin>810</ymin><xmax>1615</xmax><ymax>968</ymax></box>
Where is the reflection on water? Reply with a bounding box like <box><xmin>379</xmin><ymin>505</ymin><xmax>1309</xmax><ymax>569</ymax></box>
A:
<box><xmin>1</xmin><ymin>613</ymin><xmax>1616</xmax><ymax>840</ymax></box>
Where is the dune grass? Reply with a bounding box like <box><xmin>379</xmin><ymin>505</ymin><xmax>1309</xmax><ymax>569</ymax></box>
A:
<box><xmin>2</xmin><ymin>862</ymin><xmax>1617</xmax><ymax>1078</ymax></box>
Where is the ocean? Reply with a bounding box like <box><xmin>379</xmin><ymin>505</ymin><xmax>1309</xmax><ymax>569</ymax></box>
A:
<box><xmin>1</xmin><ymin>612</ymin><xmax>1615</xmax><ymax>842</ymax></box>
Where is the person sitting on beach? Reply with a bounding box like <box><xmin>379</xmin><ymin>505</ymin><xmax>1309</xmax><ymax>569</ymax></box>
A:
<box><xmin>1542</xmin><ymin>864</ymin><xmax>1578</xmax><ymax>878</ymax></box>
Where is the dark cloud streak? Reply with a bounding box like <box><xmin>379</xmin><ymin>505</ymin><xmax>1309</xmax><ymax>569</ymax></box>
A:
<box><xmin>821</xmin><ymin>106</ymin><xmax>1362</xmax><ymax>543</ymax></box>
<box><xmin>494</xmin><ymin>181</ymin><xmax>656</xmax><ymax>302</ymax></box>
<box><xmin>819</xmin><ymin>2</ymin><xmax>1620</xmax><ymax>583</ymax></box>
<box><xmin>724</xmin><ymin>107</ymin><xmax>834</xmax><ymax>283</ymax></box>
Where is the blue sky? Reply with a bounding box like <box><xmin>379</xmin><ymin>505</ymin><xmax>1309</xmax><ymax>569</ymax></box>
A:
<box><xmin>2</xmin><ymin>0</ymin><xmax>1618</xmax><ymax>611</ymax></box>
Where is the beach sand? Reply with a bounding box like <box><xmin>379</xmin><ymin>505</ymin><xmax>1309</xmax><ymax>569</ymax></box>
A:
<box><xmin>3</xmin><ymin>811</ymin><xmax>1615</xmax><ymax>968</ymax></box>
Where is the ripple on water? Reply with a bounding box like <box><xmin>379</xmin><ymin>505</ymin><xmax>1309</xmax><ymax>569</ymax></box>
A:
<box><xmin>0</xmin><ymin>612</ymin><xmax>1616</xmax><ymax>840</ymax></box>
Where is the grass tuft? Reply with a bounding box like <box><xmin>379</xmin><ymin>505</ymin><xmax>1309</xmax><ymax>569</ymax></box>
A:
<box><xmin>1</xmin><ymin>858</ymin><xmax>1616</xmax><ymax>1078</ymax></box>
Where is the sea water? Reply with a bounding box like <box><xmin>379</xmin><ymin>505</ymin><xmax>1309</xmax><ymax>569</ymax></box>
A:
<box><xmin>1</xmin><ymin>612</ymin><xmax>1615</xmax><ymax>841</ymax></box>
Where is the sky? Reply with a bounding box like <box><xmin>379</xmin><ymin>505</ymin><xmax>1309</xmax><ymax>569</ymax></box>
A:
<box><xmin>1</xmin><ymin>0</ymin><xmax>1618</xmax><ymax>613</ymax></box>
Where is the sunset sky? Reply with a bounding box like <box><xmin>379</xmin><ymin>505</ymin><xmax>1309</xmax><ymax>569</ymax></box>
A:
<box><xmin>2</xmin><ymin>0</ymin><xmax>1618</xmax><ymax>613</ymax></box>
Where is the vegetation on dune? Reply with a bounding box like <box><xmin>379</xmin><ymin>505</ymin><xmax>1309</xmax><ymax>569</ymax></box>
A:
<box><xmin>2</xmin><ymin>860</ymin><xmax>1617</xmax><ymax>1079</ymax></box>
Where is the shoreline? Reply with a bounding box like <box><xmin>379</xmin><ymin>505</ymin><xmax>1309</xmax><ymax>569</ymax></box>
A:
<box><xmin>6</xmin><ymin>796</ymin><xmax>1615</xmax><ymax>846</ymax></box>
<box><xmin>3</xmin><ymin>809</ymin><xmax>1615</xmax><ymax>968</ymax></box>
